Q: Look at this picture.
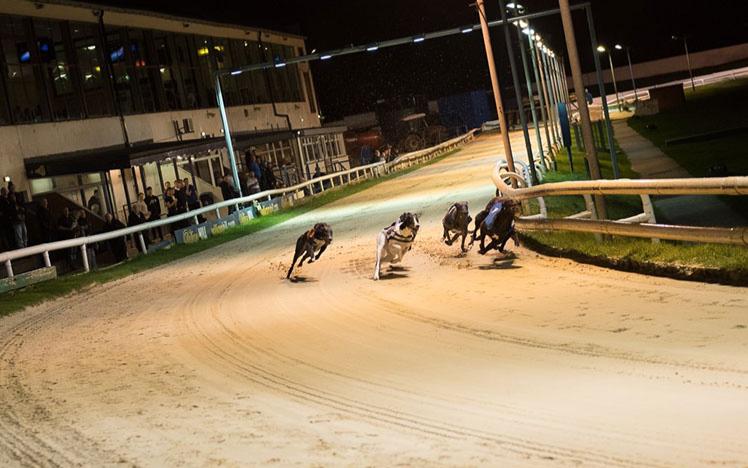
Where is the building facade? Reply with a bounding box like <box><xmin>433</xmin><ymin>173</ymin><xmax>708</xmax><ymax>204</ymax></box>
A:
<box><xmin>0</xmin><ymin>0</ymin><xmax>348</xmax><ymax>221</ymax></box>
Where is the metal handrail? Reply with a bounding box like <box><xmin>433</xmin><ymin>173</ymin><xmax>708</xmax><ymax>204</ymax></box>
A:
<box><xmin>1</xmin><ymin>130</ymin><xmax>477</xmax><ymax>278</ymax></box>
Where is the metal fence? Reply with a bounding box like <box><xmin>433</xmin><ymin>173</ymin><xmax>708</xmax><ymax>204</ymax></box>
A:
<box><xmin>1</xmin><ymin>131</ymin><xmax>476</xmax><ymax>279</ymax></box>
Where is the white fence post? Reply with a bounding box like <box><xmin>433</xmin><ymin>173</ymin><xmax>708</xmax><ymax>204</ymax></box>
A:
<box><xmin>80</xmin><ymin>245</ymin><xmax>89</xmax><ymax>273</ymax></box>
<box><xmin>138</xmin><ymin>233</ymin><xmax>148</xmax><ymax>254</ymax></box>
<box><xmin>5</xmin><ymin>259</ymin><xmax>12</xmax><ymax>279</ymax></box>
<box><xmin>43</xmin><ymin>251</ymin><xmax>51</xmax><ymax>268</ymax></box>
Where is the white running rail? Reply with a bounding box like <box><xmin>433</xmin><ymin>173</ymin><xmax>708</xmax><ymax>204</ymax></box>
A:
<box><xmin>491</xmin><ymin>161</ymin><xmax>748</xmax><ymax>246</ymax></box>
<box><xmin>1</xmin><ymin>131</ymin><xmax>477</xmax><ymax>279</ymax></box>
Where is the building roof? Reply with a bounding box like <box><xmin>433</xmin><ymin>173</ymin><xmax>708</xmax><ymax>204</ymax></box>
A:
<box><xmin>25</xmin><ymin>126</ymin><xmax>348</xmax><ymax>178</ymax></box>
<box><xmin>31</xmin><ymin>0</ymin><xmax>306</xmax><ymax>40</ymax></box>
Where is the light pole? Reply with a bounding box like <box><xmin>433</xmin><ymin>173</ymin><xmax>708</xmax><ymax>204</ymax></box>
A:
<box><xmin>517</xmin><ymin>23</ymin><xmax>546</xmax><ymax>169</ymax></box>
<box><xmin>615</xmin><ymin>44</ymin><xmax>638</xmax><ymax>102</ymax></box>
<box><xmin>597</xmin><ymin>45</ymin><xmax>621</xmax><ymax>111</ymax></box>
<box><xmin>528</xmin><ymin>33</ymin><xmax>553</xmax><ymax>158</ymax></box>
<box><xmin>558</xmin><ymin>0</ymin><xmax>607</xmax><ymax>219</ymax></box>
<box><xmin>672</xmin><ymin>35</ymin><xmax>696</xmax><ymax>91</ymax></box>
<box><xmin>475</xmin><ymin>0</ymin><xmax>517</xmax><ymax>180</ymax></box>
<box><xmin>499</xmin><ymin>0</ymin><xmax>538</xmax><ymax>184</ymax></box>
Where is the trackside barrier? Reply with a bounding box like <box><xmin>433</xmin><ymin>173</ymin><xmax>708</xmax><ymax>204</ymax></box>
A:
<box><xmin>491</xmin><ymin>161</ymin><xmax>748</xmax><ymax>246</ymax></box>
<box><xmin>0</xmin><ymin>130</ymin><xmax>477</xmax><ymax>279</ymax></box>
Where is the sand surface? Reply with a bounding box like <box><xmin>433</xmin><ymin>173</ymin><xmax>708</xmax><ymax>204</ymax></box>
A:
<box><xmin>1</xmin><ymin>133</ymin><xmax>747</xmax><ymax>467</ymax></box>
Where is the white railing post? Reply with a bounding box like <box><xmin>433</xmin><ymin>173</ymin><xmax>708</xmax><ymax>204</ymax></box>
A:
<box><xmin>80</xmin><ymin>244</ymin><xmax>89</xmax><ymax>273</ymax></box>
<box><xmin>138</xmin><ymin>233</ymin><xmax>147</xmax><ymax>254</ymax></box>
<box><xmin>43</xmin><ymin>251</ymin><xmax>51</xmax><ymax>268</ymax></box>
<box><xmin>215</xmin><ymin>208</ymin><xmax>221</xmax><ymax>219</ymax></box>
<box><xmin>193</xmin><ymin>215</ymin><xmax>199</xmax><ymax>225</ymax></box>
<box><xmin>5</xmin><ymin>259</ymin><xmax>13</xmax><ymax>279</ymax></box>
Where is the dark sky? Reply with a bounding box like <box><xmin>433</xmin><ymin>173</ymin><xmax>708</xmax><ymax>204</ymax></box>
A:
<box><xmin>91</xmin><ymin>0</ymin><xmax>748</xmax><ymax>119</ymax></box>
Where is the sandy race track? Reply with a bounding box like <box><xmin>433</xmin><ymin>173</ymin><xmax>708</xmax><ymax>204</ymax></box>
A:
<box><xmin>1</xmin><ymin>134</ymin><xmax>747</xmax><ymax>467</ymax></box>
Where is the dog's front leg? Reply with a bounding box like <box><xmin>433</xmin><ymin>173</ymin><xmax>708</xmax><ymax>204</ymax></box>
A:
<box><xmin>373</xmin><ymin>232</ymin><xmax>385</xmax><ymax>280</ymax></box>
<box><xmin>315</xmin><ymin>243</ymin><xmax>329</xmax><ymax>260</ymax></box>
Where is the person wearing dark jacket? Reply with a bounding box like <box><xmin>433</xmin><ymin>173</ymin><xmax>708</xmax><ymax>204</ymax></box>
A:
<box><xmin>8</xmin><ymin>194</ymin><xmax>28</xmax><ymax>248</ymax></box>
<box><xmin>260</xmin><ymin>159</ymin><xmax>276</xmax><ymax>191</ymax></box>
<box><xmin>144</xmin><ymin>187</ymin><xmax>163</xmax><ymax>241</ymax></box>
<box><xmin>103</xmin><ymin>213</ymin><xmax>127</xmax><ymax>262</ymax></box>
<box><xmin>36</xmin><ymin>198</ymin><xmax>52</xmax><ymax>243</ymax></box>
<box><xmin>218</xmin><ymin>175</ymin><xmax>240</xmax><ymax>214</ymax></box>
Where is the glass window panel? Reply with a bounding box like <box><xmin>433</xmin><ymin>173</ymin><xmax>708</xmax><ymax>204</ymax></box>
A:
<box><xmin>0</xmin><ymin>15</ymin><xmax>45</xmax><ymax>123</ymax></box>
<box><xmin>70</xmin><ymin>21</ymin><xmax>112</xmax><ymax>117</ymax></box>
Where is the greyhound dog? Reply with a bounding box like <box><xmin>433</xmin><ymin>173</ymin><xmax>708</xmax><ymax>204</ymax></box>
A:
<box><xmin>472</xmin><ymin>198</ymin><xmax>521</xmax><ymax>255</ymax></box>
<box><xmin>442</xmin><ymin>201</ymin><xmax>473</xmax><ymax>253</ymax></box>
<box><xmin>286</xmin><ymin>223</ymin><xmax>333</xmax><ymax>279</ymax></box>
<box><xmin>373</xmin><ymin>212</ymin><xmax>420</xmax><ymax>280</ymax></box>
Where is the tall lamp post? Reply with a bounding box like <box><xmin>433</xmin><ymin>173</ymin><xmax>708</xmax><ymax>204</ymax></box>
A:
<box><xmin>597</xmin><ymin>45</ymin><xmax>621</xmax><ymax>111</ymax></box>
<box><xmin>615</xmin><ymin>44</ymin><xmax>638</xmax><ymax>102</ymax></box>
<box><xmin>672</xmin><ymin>35</ymin><xmax>696</xmax><ymax>91</ymax></box>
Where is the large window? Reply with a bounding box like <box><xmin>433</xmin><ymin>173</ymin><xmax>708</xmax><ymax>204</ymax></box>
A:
<box><xmin>0</xmin><ymin>13</ymin><xmax>312</xmax><ymax>125</ymax></box>
<box><xmin>0</xmin><ymin>15</ymin><xmax>46</xmax><ymax>123</ymax></box>
<box><xmin>34</xmin><ymin>18</ymin><xmax>83</xmax><ymax>119</ymax></box>
<box><xmin>71</xmin><ymin>21</ymin><xmax>112</xmax><ymax>117</ymax></box>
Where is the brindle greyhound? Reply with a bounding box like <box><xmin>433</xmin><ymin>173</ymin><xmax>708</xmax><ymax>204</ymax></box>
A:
<box><xmin>472</xmin><ymin>198</ymin><xmax>521</xmax><ymax>255</ymax></box>
<box><xmin>286</xmin><ymin>223</ymin><xmax>333</xmax><ymax>279</ymax></box>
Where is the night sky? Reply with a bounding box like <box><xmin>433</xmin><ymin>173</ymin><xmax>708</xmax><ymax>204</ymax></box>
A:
<box><xmin>90</xmin><ymin>0</ymin><xmax>748</xmax><ymax>120</ymax></box>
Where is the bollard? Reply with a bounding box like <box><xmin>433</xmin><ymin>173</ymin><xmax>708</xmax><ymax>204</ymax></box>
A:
<box><xmin>43</xmin><ymin>251</ymin><xmax>51</xmax><ymax>268</ymax></box>
<box><xmin>80</xmin><ymin>244</ymin><xmax>90</xmax><ymax>272</ymax></box>
<box><xmin>138</xmin><ymin>232</ymin><xmax>148</xmax><ymax>254</ymax></box>
<box><xmin>5</xmin><ymin>259</ymin><xmax>13</xmax><ymax>279</ymax></box>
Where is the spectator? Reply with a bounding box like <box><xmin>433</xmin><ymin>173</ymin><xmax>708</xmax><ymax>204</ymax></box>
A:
<box><xmin>76</xmin><ymin>210</ymin><xmax>90</xmax><ymax>237</ymax></box>
<box><xmin>134</xmin><ymin>193</ymin><xmax>149</xmax><ymax>219</ymax></box>
<box><xmin>103</xmin><ymin>213</ymin><xmax>127</xmax><ymax>262</ymax></box>
<box><xmin>37</xmin><ymin>198</ymin><xmax>52</xmax><ymax>243</ymax></box>
<box><xmin>164</xmin><ymin>187</ymin><xmax>178</xmax><ymax>235</ymax></box>
<box><xmin>8</xmin><ymin>194</ymin><xmax>28</xmax><ymax>249</ymax></box>
<box><xmin>57</xmin><ymin>207</ymin><xmax>76</xmax><ymax>239</ymax></box>
<box><xmin>57</xmin><ymin>207</ymin><xmax>78</xmax><ymax>266</ymax></box>
<box><xmin>163</xmin><ymin>181</ymin><xmax>172</xmax><ymax>195</ymax></box>
<box><xmin>585</xmin><ymin>88</ymin><xmax>593</xmax><ymax>105</ymax></box>
<box><xmin>0</xmin><ymin>187</ymin><xmax>11</xmax><ymax>251</ymax></box>
<box><xmin>87</xmin><ymin>189</ymin><xmax>102</xmax><ymax>215</ymax></box>
<box><xmin>246</xmin><ymin>151</ymin><xmax>263</xmax><ymax>186</ymax></box>
<box><xmin>260</xmin><ymin>159</ymin><xmax>277</xmax><ymax>190</ymax></box>
<box><xmin>218</xmin><ymin>175</ymin><xmax>239</xmax><ymax>214</ymax></box>
<box><xmin>246</xmin><ymin>172</ymin><xmax>261</xmax><ymax>195</ymax></box>
<box><xmin>174</xmin><ymin>179</ymin><xmax>187</xmax><ymax>214</ymax></box>
<box><xmin>127</xmin><ymin>208</ymin><xmax>148</xmax><ymax>251</ymax></box>
<box><xmin>144</xmin><ymin>186</ymin><xmax>163</xmax><ymax>241</ymax></box>
<box><xmin>185</xmin><ymin>181</ymin><xmax>200</xmax><ymax>211</ymax></box>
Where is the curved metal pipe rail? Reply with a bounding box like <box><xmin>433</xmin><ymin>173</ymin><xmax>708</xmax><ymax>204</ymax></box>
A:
<box><xmin>491</xmin><ymin>160</ymin><xmax>748</xmax><ymax>246</ymax></box>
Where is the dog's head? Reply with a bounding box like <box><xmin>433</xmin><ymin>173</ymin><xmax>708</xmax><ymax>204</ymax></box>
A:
<box><xmin>505</xmin><ymin>199</ymin><xmax>521</xmax><ymax>219</ymax></box>
<box><xmin>398</xmin><ymin>212</ymin><xmax>420</xmax><ymax>235</ymax></box>
<box><xmin>312</xmin><ymin>223</ymin><xmax>333</xmax><ymax>243</ymax></box>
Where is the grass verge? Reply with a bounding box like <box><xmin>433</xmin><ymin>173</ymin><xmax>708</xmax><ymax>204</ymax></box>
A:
<box><xmin>0</xmin><ymin>149</ymin><xmax>460</xmax><ymax>317</ymax></box>
<box><xmin>521</xmin><ymin>138</ymin><xmax>748</xmax><ymax>285</ymax></box>
<box><xmin>627</xmin><ymin>78</ymin><xmax>748</xmax><ymax>217</ymax></box>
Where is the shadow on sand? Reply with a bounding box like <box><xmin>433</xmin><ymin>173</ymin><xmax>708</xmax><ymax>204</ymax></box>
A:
<box><xmin>288</xmin><ymin>275</ymin><xmax>318</xmax><ymax>284</ymax></box>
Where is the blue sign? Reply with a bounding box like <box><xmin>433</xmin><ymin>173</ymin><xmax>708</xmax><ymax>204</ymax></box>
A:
<box><xmin>558</xmin><ymin>102</ymin><xmax>572</xmax><ymax>149</ymax></box>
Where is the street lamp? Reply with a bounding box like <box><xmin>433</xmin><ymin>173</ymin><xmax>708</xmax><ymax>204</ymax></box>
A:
<box><xmin>615</xmin><ymin>44</ymin><xmax>638</xmax><ymax>102</ymax></box>
<box><xmin>672</xmin><ymin>35</ymin><xmax>696</xmax><ymax>91</ymax></box>
<box><xmin>597</xmin><ymin>45</ymin><xmax>621</xmax><ymax>111</ymax></box>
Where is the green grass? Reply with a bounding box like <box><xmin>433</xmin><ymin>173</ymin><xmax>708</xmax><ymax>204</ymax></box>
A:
<box><xmin>523</xmin><ymin>136</ymin><xmax>748</xmax><ymax>276</ymax></box>
<box><xmin>0</xmin><ymin>149</ymin><xmax>459</xmax><ymax>318</ymax></box>
<box><xmin>627</xmin><ymin>78</ymin><xmax>748</xmax><ymax>216</ymax></box>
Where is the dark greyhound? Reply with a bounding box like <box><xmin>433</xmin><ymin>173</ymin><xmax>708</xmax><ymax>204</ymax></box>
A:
<box><xmin>442</xmin><ymin>202</ymin><xmax>473</xmax><ymax>253</ymax></box>
<box><xmin>286</xmin><ymin>223</ymin><xmax>333</xmax><ymax>279</ymax></box>
<box><xmin>472</xmin><ymin>197</ymin><xmax>521</xmax><ymax>255</ymax></box>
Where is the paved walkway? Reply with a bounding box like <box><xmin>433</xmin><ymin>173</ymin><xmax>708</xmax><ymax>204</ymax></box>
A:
<box><xmin>613</xmin><ymin>120</ymin><xmax>746</xmax><ymax>227</ymax></box>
